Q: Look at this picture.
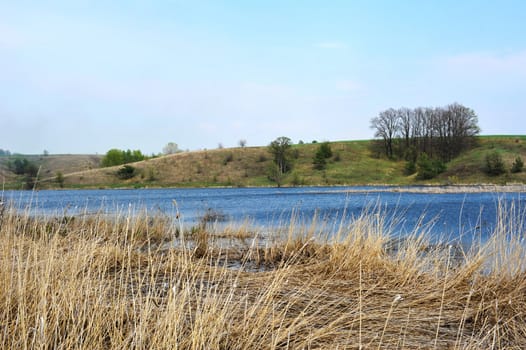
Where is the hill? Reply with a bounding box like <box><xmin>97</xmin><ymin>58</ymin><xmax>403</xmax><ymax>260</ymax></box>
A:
<box><xmin>2</xmin><ymin>136</ymin><xmax>525</xmax><ymax>189</ymax></box>
<box><xmin>0</xmin><ymin>154</ymin><xmax>102</xmax><ymax>189</ymax></box>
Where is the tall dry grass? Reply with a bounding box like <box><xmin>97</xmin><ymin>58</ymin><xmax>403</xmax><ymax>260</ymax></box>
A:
<box><xmin>0</xmin><ymin>201</ymin><xmax>525</xmax><ymax>349</ymax></box>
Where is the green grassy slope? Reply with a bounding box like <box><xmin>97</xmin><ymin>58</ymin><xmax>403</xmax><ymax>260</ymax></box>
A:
<box><xmin>2</xmin><ymin>136</ymin><xmax>525</xmax><ymax>189</ymax></box>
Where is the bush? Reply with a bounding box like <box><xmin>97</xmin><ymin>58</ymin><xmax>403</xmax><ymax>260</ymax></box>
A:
<box><xmin>416</xmin><ymin>153</ymin><xmax>446</xmax><ymax>180</ymax></box>
<box><xmin>116</xmin><ymin>165</ymin><xmax>136</xmax><ymax>179</ymax></box>
<box><xmin>485</xmin><ymin>152</ymin><xmax>506</xmax><ymax>176</ymax></box>
<box><xmin>223</xmin><ymin>152</ymin><xmax>234</xmax><ymax>165</ymax></box>
<box><xmin>405</xmin><ymin>160</ymin><xmax>416</xmax><ymax>175</ymax></box>
<box><xmin>312</xmin><ymin>153</ymin><xmax>327</xmax><ymax>170</ymax></box>
<box><xmin>511</xmin><ymin>156</ymin><xmax>523</xmax><ymax>173</ymax></box>
<box><xmin>312</xmin><ymin>142</ymin><xmax>333</xmax><ymax>170</ymax></box>
<box><xmin>55</xmin><ymin>172</ymin><xmax>65</xmax><ymax>188</ymax></box>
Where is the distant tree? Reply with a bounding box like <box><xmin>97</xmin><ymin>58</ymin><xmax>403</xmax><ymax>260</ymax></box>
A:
<box><xmin>313</xmin><ymin>142</ymin><xmax>333</xmax><ymax>170</ymax></box>
<box><xmin>217</xmin><ymin>143</ymin><xmax>224</xmax><ymax>149</ymax></box>
<box><xmin>55</xmin><ymin>171</ymin><xmax>65</xmax><ymax>188</ymax></box>
<box><xmin>101</xmin><ymin>149</ymin><xmax>144</xmax><ymax>167</ymax></box>
<box><xmin>163</xmin><ymin>142</ymin><xmax>182</xmax><ymax>155</ymax></box>
<box><xmin>370</xmin><ymin>103</ymin><xmax>480</xmax><ymax>162</ymax></box>
<box><xmin>0</xmin><ymin>149</ymin><xmax>11</xmax><ymax>156</ymax></box>
<box><xmin>101</xmin><ymin>149</ymin><xmax>124</xmax><ymax>167</ymax></box>
<box><xmin>268</xmin><ymin>136</ymin><xmax>293</xmax><ymax>175</ymax></box>
<box><xmin>511</xmin><ymin>156</ymin><xmax>523</xmax><ymax>173</ymax></box>
<box><xmin>7</xmin><ymin>158</ymin><xmax>37</xmax><ymax>176</ymax></box>
<box><xmin>370</xmin><ymin>108</ymin><xmax>399</xmax><ymax>158</ymax></box>
<box><xmin>238</xmin><ymin>139</ymin><xmax>247</xmax><ymax>148</ymax></box>
<box><xmin>43</xmin><ymin>150</ymin><xmax>49</xmax><ymax>156</ymax></box>
<box><xmin>485</xmin><ymin>152</ymin><xmax>506</xmax><ymax>176</ymax></box>
<box><xmin>312</xmin><ymin>153</ymin><xmax>327</xmax><ymax>170</ymax></box>
<box><xmin>317</xmin><ymin>142</ymin><xmax>333</xmax><ymax>158</ymax></box>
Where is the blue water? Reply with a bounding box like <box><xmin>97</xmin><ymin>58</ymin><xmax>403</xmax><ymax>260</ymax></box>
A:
<box><xmin>2</xmin><ymin>187</ymin><xmax>525</xmax><ymax>244</ymax></box>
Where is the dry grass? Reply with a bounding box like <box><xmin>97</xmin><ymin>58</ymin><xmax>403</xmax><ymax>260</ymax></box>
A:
<box><xmin>1</xmin><ymin>202</ymin><xmax>526</xmax><ymax>349</ymax></box>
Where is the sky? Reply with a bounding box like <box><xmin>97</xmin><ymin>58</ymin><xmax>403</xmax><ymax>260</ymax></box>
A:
<box><xmin>1</xmin><ymin>1</ymin><xmax>525</xmax><ymax>155</ymax></box>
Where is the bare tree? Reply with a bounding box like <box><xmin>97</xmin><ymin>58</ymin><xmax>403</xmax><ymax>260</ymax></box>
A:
<box><xmin>371</xmin><ymin>103</ymin><xmax>480</xmax><ymax>162</ymax></box>
<box><xmin>163</xmin><ymin>142</ymin><xmax>182</xmax><ymax>155</ymax></box>
<box><xmin>370</xmin><ymin>108</ymin><xmax>399</xmax><ymax>158</ymax></box>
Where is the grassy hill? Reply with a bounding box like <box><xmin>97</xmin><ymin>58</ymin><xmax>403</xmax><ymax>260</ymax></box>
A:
<box><xmin>0</xmin><ymin>154</ymin><xmax>102</xmax><ymax>189</ymax></box>
<box><xmin>2</xmin><ymin>136</ymin><xmax>525</xmax><ymax>189</ymax></box>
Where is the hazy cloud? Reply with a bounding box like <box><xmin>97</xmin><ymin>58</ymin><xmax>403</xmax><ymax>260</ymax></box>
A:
<box><xmin>335</xmin><ymin>80</ymin><xmax>364</xmax><ymax>92</ymax></box>
<box><xmin>441</xmin><ymin>51</ymin><xmax>526</xmax><ymax>77</ymax></box>
<box><xmin>315</xmin><ymin>41</ymin><xmax>348</xmax><ymax>49</ymax></box>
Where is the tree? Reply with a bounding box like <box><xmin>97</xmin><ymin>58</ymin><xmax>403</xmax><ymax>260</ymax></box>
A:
<box><xmin>238</xmin><ymin>139</ymin><xmax>247</xmax><ymax>148</ymax></box>
<box><xmin>268</xmin><ymin>136</ymin><xmax>293</xmax><ymax>175</ymax></box>
<box><xmin>485</xmin><ymin>152</ymin><xmax>506</xmax><ymax>176</ymax></box>
<box><xmin>101</xmin><ymin>149</ymin><xmax>144</xmax><ymax>167</ymax></box>
<box><xmin>511</xmin><ymin>156</ymin><xmax>523</xmax><ymax>173</ymax></box>
<box><xmin>55</xmin><ymin>171</ymin><xmax>65</xmax><ymax>188</ymax></box>
<box><xmin>163</xmin><ymin>142</ymin><xmax>182</xmax><ymax>155</ymax></box>
<box><xmin>370</xmin><ymin>108</ymin><xmax>399</xmax><ymax>158</ymax></box>
<box><xmin>313</xmin><ymin>142</ymin><xmax>333</xmax><ymax>170</ymax></box>
<box><xmin>370</xmin><ymin>103</ymin><xmax>480</xmax><ymax>162</ymax></box>
<box><xmin>101</xmin><ymin>149</ymin><xmax>124</xmax><ymax>167</ymax></box>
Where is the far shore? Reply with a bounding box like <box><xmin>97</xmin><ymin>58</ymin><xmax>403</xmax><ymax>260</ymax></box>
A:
<box><xmin>339</xmin><ymin>183</ymin><xmax>526</xmax><ymax>194</ymax></box>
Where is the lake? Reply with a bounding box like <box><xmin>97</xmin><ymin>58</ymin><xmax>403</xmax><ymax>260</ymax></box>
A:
<box><xmin>2</xmin><ymin>186</ymin><xmax>525</xmax><ymax>245</ymax></box>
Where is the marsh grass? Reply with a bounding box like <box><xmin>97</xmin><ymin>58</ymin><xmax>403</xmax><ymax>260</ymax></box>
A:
<box><xmin>1</xmin><ymin>201</ymin><xmax>526</xmax><ymax>349</ymax></box>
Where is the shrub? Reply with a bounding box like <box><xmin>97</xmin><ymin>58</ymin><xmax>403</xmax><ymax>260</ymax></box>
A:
<box><xmin>485</xmin><ymin>152</ymin><xmax>506</xmax><ymax>176</ymax></box>
<box><xmin>312</xmin><ymin>142</ymin><xmax>333</xmax><ymax>170</ymax></box>
<box><xmin>416</xmin><ymin>153</ymin><xmax>446</xmax><ymax>180</ymax></box>
<box><xmin>116</xmin><ymin>165</ymin><xmax>136</xmax><ymax>179</ymax></box>
<box><xmin>404</xmin><ymin>160</ymin><xmax>416</xmax><ymax>175</ymax></box>
<box><xmin>55</xmin><ymin>172</ymin><xmax>65</xmax><ymax>188</ymax></box>
<box><xmin>511</xmin><ymin>156</ymin><xmax>523</xmax><ymax>173</ymax></box>
<box><xmin>257</xmin><ymin>154</ymin><xmax>268</xmax><ymax>162</ymax></box>
<box><xmin>312</xmin><ymin>153</ymin><xmax>327</xmax><ymax>170</ymax></box>
<box><xmin>223</xmin><ymin>152</ymin><xmax>234</xmax><ymax>165</ymax></box>
<box><xmin>317</xmin><ymin>142</ymin><xmax>333</xmax><ymax>159</ymax></box>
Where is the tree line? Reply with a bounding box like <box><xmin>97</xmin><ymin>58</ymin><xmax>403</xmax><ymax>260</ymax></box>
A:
<box><xmin>370</xmin><ymin>103</ymin><xmax>480</xmax><ymax>162</ymax></box>
<box><xmin>101</xmin><ymin>149</ymin><xmax>146</xmax><ymax>167</ymax></box>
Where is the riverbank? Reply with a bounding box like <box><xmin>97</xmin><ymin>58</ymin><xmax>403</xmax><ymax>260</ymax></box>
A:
<box><xmin>343</xmin><ymin>183</ymin><xmax>526</xmax><ymax>194</ymax></box>
<box><xmin>1</xmin><ymin>207</ymin><xmax>525</xmax><ymax>349</ymax></box>
<box><xmin>3</xmin><ymin>136</ymin><xmax>524</xmax><ymax>190</ymax></box>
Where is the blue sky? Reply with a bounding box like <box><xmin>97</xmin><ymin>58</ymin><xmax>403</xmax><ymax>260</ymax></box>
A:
<box><xmin>1</xmin><ymin>1</ymin><xmax>525</xmax><ymax>154</ymax></box>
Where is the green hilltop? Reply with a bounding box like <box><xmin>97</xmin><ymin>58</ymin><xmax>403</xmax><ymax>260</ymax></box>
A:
<box><xmin>1</xmin><ymin>136</ymin><xmax>525</xmax><ymax>190</ymax></box>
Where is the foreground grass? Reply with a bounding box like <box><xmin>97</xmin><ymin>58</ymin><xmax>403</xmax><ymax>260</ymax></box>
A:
<box><xmin>1</xmin><ymin>204</ymin><xmax>526</xmax><ymax>349</ymax></box>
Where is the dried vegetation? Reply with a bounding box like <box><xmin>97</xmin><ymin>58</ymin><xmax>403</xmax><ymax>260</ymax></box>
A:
<box><xmin>0</xmin><ymin>202</ymin><xmax>525</xmax><ymax>349</ymax></box>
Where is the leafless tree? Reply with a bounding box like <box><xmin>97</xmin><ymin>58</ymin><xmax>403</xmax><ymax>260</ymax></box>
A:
<box><xmin>370</xmin><ymin>108</ymin><xmax>400</xmax><ymax>158</ymax></box>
